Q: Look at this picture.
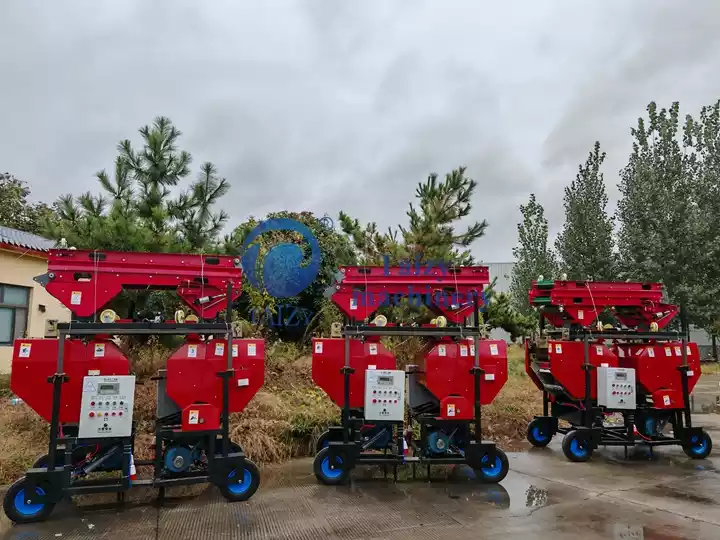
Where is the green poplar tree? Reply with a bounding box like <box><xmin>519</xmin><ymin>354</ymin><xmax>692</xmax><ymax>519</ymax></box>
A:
<box><xmin>509</xmin><ymin>194</ymin><xmax>558</xmax><ymax>319</ymax></box>
<box><xmin>555</xmin><ymin>141</ymin><xmax>616</xmax><ymax>280</ymax></box>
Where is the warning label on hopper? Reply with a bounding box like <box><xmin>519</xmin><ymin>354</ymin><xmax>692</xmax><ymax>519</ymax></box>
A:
<box><xmin>188</xmin><ymin>410</ymin><xmax>199</xmax><ymax>424</ymax></box>
<box><xmin>18</xmin><ymin>343</ymin><xmax>31</xmax><ymax>357</ymax></box>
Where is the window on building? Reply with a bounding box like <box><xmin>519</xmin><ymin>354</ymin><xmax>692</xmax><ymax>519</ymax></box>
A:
<box><xmin>0</xmin><ymin>284</ymin><xmax>30</xmax><ymax>345</ymax></box>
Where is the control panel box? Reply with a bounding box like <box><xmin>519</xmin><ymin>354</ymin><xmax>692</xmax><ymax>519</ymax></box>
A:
<box><xmin>78</xmin><ymin>375</ymin><xmax>136</xmax><ymax>438</ymax></box>
<box><xmin>597</xmin><ymin>367</ymin><xmax>636</xmax><ymax>410</ymax></box>
<box><xmin>364</xmin><ymin>369</ymin><xmax>405</xmax><ymax>422</ymax></box>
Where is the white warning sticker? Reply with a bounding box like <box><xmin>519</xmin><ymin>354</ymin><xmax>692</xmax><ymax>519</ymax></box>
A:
<box><xmin>600</xmin><ymin>363</ymin><xmax>609</xmax><ymax>367</ymax></box>
<box><xmin>314</xmin><ymin>341</ymin><xmax>323</xmax><ymax>354</ymax></box>
<box><xmin>648</xmin><ymin>348</ymin><xmax>655</xmax><ymax>358</ymax></box>
<box><xmin>485</xmin><ymin>373</ymin><xmax>495</xmax><ymax>381</ymax></box>
<box><xmin>18</xmin><ymin>343</ymin><xmax>31</xmax><ymax>358</ymax></box>
<box><xmin>687</xmin><ymin>370</ymin><xmax>695</xmax><ymax>377</ymax></box>
<box><xmin>596</xmin><ymin>346</ymin><xmax>603</xmax><ymax>356</ymax></box>
<box><xmin>71</xmin><ymin>291</ymin><xmax>82</xmax><ymax>305</ymax></box>
<box><xmin>460</xmin><ymin>345</ymin><xmax>468</xmax><ymax>357</ymax></box>
<box><xmin>470</xmin><ymin>346</ymin><xmax>475</xmax><ymax>356</ymax></box>
<box><xmin>238</xmin><ymin>378</ymin><xmax>249</xmax><ymax>387</ymax></box>
<box><xmin>555</xmin><ymin>343</ymin><xmax>562</xmax><ymax>354</ymax></box>
<box><xmin>187</xmin><ymin>344</ymin><xmax>198</xmax><ymax>358</ymax></box>
<box><xmin>88</xmin><ymin>369</ymin><xmax>100</xmax><ymax>375</ymax></box>
<box><xmin>247</xmin><ymin>343</ymin><xmax>256</xmax><ymax>357</ymax></box>
<box><xmin>215</xmin><ymin>343</ymin><xmax>224</xmax><ymax>356</ymax></box>
<box><xmin>664</xmin><ymin>347</ymin><xmax>672</xmax><ymax>357</ymax></box>
<box><xmin>368</xmin><ymin>364</ymin><xmax>376</xmax><ymax>370</ymax></box>
<box><xmin>93</xmin><ymin>343</ymin><xmax>105</xmax><ymax>358</ymax></box>
<box><xmin>578</xmin><ymin>310</ymin><xmax>584</xmax><ymax>320</ymax></box>
<box><xmin>349</xmin><ymin>298</ymin><xmax>358</xmax><ymax>311</ymax></box>
<box><xmin>188</xmin><ymin>409</ymin><xmax>199</xmax><ymax>425</ymax></box>
<box><xmin>369</xmin><ymin>343</ymin><xmax>378</xmax><ymax>356</ymax></box>
<box><xmin>232</xmin><ymin>344</ymin><xmax>238</xmax><ymax>357</ymax></box>
<box><xmin>490</xmin><ymin>343</ymin><xmax>499</xmax><ymax>356</ymax></box>
<box><xmin>447</xmin><ymin>404</ymin><xmax>455</xmax><ymax>417</ymax></box>
<box><xmin>438</xmin><ymin>345</ymin><xmax>446</xmax><ymax>357</ymax></box>
<box><xmin>687</xmin><ymin>346</ymin><xmax>692</xmax><ymax>355</ymax></box>
<box><xmin>663</xmin><ymin>395</ymin><xmax>671</xmax><ymax>406</ymax></box>
<box><xmin>674</xmin><ymin>346</ymin><xmax>681</xmax><ymax>356</ymax></box>
<box><xmin>83</xmin><ymin>379</ymin><xmax>96</xmax><ymax>393</ymax></box>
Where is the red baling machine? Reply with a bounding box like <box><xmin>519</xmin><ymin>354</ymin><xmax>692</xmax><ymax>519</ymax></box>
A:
<box><xmin>311</xmin><ymin>263</ymin><xmax>510</xmax><ymax>485</ymax></box>
<box><xmin>525</xmin><ymin>278</ymin><xmax>712</xmax><ymax>463</ymax></box>
<box><xmin>4</xmin><ymin>248</ymin><xmax>263</xmax><ymax>524</ymax></box>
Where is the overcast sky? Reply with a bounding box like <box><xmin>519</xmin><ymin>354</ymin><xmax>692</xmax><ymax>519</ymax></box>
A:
<box><xmin>2</xmin><ymin>0</ymin><xmax>719</xmax><ymax>262</ymax></box>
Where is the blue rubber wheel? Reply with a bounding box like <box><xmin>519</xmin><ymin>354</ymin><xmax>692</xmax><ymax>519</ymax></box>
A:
<box><xmin>527</xmin><ymin>419</ymin><xmax>552</xmax><ymax>447</ymax></box>
<box><xmin>474</xmin><ymin>449</ymin><xmax>509</xmax><ymax>483</ymax></box>
<box><xmin>313</xmin><ymin>447</ymin><xmax>349</xmax><ymax>485</ymax></box>
<box><xmin>218</xmin><ymin>459</ymin><xmax>260</xmax><ymax>502</ymax></box>
<box><xmin>562</xmin><ymin>430</ymin><xmax>593</xmax><ymax>462</ymax></box>
<box><xmin>683</xmin><ymin>431</ymin><xmax>712</xmax><ymax>459</ymax></box>
<box><xmin>3</xmin><ymin>477</ymin><xmax>55</xmax><ymax>523</ymax></box>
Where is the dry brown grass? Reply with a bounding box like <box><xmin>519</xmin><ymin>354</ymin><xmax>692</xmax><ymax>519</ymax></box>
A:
<box><xmin>0</xmin><ymin>341</ymin><xmax>539</xmax><ymax>484</ymax></box>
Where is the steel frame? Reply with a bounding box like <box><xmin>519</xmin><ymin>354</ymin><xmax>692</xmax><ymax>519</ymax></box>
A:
<box><xmin>321</xmin><ymin>296</ymin><xmax>504</xmax><ymax>480</ymax></box>
<box><xmin>530</xmin><ymin>331</ymin><xmax>707</xmax><ymax>457</ymax></box>
<box><xmin>19</xmin><ymin>284</ymin><xmax>251</xmax><ymax>508</ymax></box>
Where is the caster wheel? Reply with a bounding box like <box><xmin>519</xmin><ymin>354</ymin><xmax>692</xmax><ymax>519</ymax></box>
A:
<box><xmin>562</xmin><ymin>430</ymin><xmax>593</xmax><ymax>462</ymax></box>
<box><xmin>683</xmin><ymin>431</ymin><xmax>712</xmax><ymax>459</ymax></box>
<box><xmin>313</xmin><ymin>447</ymin><xmax>349</xmax><ymax>485</ymax></box>
<box><xmin>3</xmin><ymin>477</ymin><xmax>56</xmax><ymax>524</ymax></box>
<box><xmin>315</xmin><ymin>431</ymin><xmax>331</xmax><ymax>453</ymax></box>
<box><xmin>473</xmin><ymin>448</ymin><xmax>509</xmax><ymax>483</ymax></box>
<box><xmin>218</xmin><ymin>459</ymin><xmax>260</xmax><ymax>502</ymax></box>
<box><xmin>527</xmin><ymin>419</ymin><xmax>552</xmax><ymax>448</ymax></box>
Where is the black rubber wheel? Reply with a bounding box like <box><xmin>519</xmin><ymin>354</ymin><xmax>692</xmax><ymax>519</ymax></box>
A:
<box><xmin>217</xmin><ymin>459</ymin><xmax>260</xmax><ymax>502</ymax></box>
<box><xmin>683</xmin><ymin>430</ymin><xmax>712</xmax><ymax>459</ymax></box>
<box><xmin>315</xmin><ymin>431</ymin><xmax>331</xmax><ymax>454</ymax></box>
<box><xmin>3</xmin><ymin>477</ymin><xmax>56</xmax><ymax>524</ymax></box>
<box><xmin>561</xmin><ymin>430</ymin><xmax>593</xmax><ymax>462</ymax></box>
<box><xmin>313</xmin><ymin>447</ymin><xmax>350</xmax><ymax>485</ymax></box>
<box><xmin>473</xmin><ymin>448</ymin><xmax>510</xmax><ymax>483</ymax></box>
<box><xmin>527</xmin><ymin>419</ymin><xmax>552</xmax><ymax>448</ymax></box>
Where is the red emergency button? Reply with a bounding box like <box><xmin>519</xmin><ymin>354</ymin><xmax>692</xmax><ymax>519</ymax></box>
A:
<box><xmin>372</xmin><ymin>399</ymin><xmax>377</xmax><ymax>403</ymax></box>
<box><xmin>119</xmin><ymin>412</ymin><xmax>123</xmax><ymax>416</ymax></box>
<box><xmin>91</xmin><ymin>401</ymin><xmax>95</xmax><ymax>406</ymax></box>
<box><xmin>111</xmin><ymin>412</ymin><xmax>116</xmax><ymax>416</ymax></box>
<box><xmin>89</xmin><ymin>412</ymin><xmax>95</xmax><ymax>418</ymax></box>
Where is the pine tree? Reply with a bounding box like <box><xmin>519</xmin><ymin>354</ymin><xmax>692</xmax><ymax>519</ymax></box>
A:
<box><xmin>509</xmin><ymin>194</ymin><xmax>558</xmax><ymax>319</ymax></box>
<box><xmin>555</xmin><ymin>141</ymin><xmax>616</xmax><ymax>280</ymax></box>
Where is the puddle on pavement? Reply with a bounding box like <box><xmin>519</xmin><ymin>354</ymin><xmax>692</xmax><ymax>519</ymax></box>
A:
<box><xmin>639</xmin><ymin>484</ymin><xmax>715</xmax><ymax>505</ymax></box>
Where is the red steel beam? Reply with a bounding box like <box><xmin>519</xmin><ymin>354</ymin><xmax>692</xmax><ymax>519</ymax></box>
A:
<box><xmin>38</xmin><ymin>248</ymin><xmax>242</xmax><ymax>319</ymax></box>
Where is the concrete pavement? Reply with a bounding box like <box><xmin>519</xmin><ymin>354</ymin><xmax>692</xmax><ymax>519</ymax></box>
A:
<box><xmin>2</xmin><ymin>420</ymin><xmax>720</xmax><ymax>540</ymax></box>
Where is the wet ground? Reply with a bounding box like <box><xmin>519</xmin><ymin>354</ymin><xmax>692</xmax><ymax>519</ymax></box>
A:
<box><xmin>2</xmin><ymin>419</ymin><xmax>720</xmax><ymax>540</ymax></box>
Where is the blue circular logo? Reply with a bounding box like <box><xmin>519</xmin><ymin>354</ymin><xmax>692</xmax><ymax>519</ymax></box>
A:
<box><xmin>240</xmin><ymin>218</ymin><xmax>322</xmax><ymax>298</ymax></box>
<box><xmin>319</xmin><ymin>215</ymin><xmax>334</xmax><ymax>229</ymax></box>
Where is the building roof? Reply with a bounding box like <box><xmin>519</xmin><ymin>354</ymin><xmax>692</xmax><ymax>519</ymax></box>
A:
<box><xmin>0</xmin><ymin>225</ymin><xmax>55</xmax><ymax>253</ymax></box>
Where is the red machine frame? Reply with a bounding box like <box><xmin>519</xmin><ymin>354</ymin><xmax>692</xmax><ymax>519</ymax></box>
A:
<box><xmin>525</xmin><ymin>278</ymin><xmax>712</xmax><ymax>463</ymax></box>
<box><xmin>3</xmin><ymin>247</ymin><xmax>261</xmax><ymax>525</ymax></box>
<box><xmin>37</xmin><ymin>248</ymin><xmax>243</xmax><ymax>319</ymax></box>
<box><xmin>312</xmin><ymin>264</ymin><xmax>510</xmax><ymax>485</ymax></box>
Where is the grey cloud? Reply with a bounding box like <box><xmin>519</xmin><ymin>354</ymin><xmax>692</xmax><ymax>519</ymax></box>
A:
<box><xmin>1</xmin><ymin>0</ymin><xmax>718</xmax><ymax>264</ymax></box>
